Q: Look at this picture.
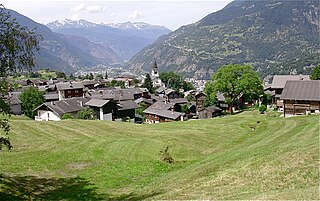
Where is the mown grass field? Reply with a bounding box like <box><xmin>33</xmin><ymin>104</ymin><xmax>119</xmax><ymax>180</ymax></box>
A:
<box><xmin>0</xmin><ymin>111</ymin><xmax>319</xmax><ymax>200</ymax></box>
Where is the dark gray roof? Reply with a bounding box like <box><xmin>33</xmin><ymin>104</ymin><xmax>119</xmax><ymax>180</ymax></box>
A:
<box><xmin>56</xmin><ymin>82</ymin><xmax>84</xmax><ymax>91</ymax></box>
<box><xmin>143</xmin><ymin>108</ymin><xmax>184</xmax><ymax>120</ymax></box>
<box><xmin>169</xmin><ymin>98</ymin><xmax>187</xmax><ymax>105</ymax></box>
<box><xmin>156</xmin><ymin>86</ymin><xmax>167</xmax><ymax>94</ymax></box>
<box><xmin>280</xmin><ymin>80</ymin><xmax>320</xmax><ymax>101</ymax></box>
<box><xmin>134</xmin><ymin>97</ymin><xmax>154</xmax><ymax>105</ymax></box>
<box><xmin>200</xmin><ymin>105</ymin><xmax>222</xmax><ymax>113</ymax></box>
<box><xmin>85</xmin><ymin>99</ymin><xmax>110</xmax><ymax>107</ymax></box>
<box><xmin>8</xmin><ymin>92</ymin><xmax>21</xmax><ymax>105</ymax></box>
<box><xmin>117</xmin><ymin>100</ymin><xmax>140</xmax><ymax>111</ymax></box>
<box><xmin>34</xmin><ymin>97</ymin><xmax>90</xmax><ymax>117</ymax></box>
<box><xmin>271</xmin><ymin>75</ymin><xmax>310</xmax><ymax>89</ymax></box>
<box><xmin>146</xmin><ymin>101</ymin><xmax>173</xmax><ymax>111</ymax></box>
<box><xmin>44</xmin><ymin>93</ymin><xmax>59</xmax><ymax>101</ymax></box>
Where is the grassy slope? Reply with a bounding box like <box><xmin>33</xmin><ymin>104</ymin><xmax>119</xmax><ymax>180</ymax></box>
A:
<box><xmin>0</xmin><ymin>111</ymin><xmax>319</xmax><ymax>200</ymax></box>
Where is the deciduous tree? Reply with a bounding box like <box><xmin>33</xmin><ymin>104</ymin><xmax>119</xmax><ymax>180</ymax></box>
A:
<box><xmin>19</xmin><ymin>87</ymin><xmax>45</xmax><ymax>118</ymax></box>
<box><xmin>0</xmin><ymin>4</ymin><xmax>40</xmax><ymax>150</ymax></box>
<box><xmin>310</xmin><ymin>64</ymin><xmax>320</xmax><ymax>80</ymax></box>
<box><xmin>205</xmin><ymin>64</ymin><xmax>263</xmax><ymax>113</ymax></box>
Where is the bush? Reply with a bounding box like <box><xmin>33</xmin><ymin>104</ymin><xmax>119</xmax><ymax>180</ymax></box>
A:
<box><xmin>62</xmin><ymin>113</ymin><xmax>73</xmax><ymax>120</ymax></box>
<box><xmin>259</xmin><ymin>105</ymin><xmax>267</xmax><ymax>114</ymax></box>
<box><xmin>76</xmin><ymin>108</ymin><xmax>96</xmax><ymax>120</ymax></box>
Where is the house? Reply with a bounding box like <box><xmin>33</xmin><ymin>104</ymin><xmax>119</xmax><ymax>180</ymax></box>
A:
<box><xmin>144</xmin><ymin>107</ymin><xmax>185</xmax><ymax>123</ymax></box>
<box><xmin>115</xmin><ymin>100</ymin><xmax>140</xmax><ymax>122</ymax></box>
<box><xmin>143</xmin><ymin>101</ymin><xmax>185</xmax><ymax>123</ymax></box>
<box><xmin>7</xmin><ymin>92</ymin><xmax>22</xmax><ymax>115</ymax></box>
<box><xmin>280</xmin><ymin>80</ymin><xmax>320</xmax><ymax>117</ymax></box>
<box><xmin>198</xmin><ymin>106</ymin><xmax>222</xmax><ymax>119</ymax></box>
<box><xmin>271</xmin><ymin>75</ymin><xmax>310</xmax><ymax>107</ymax></box>
<box><xmin>34</xmin><ymin>97</ymin><xmax>89</xmax><ymax>121</ymax></box>
<box><xmin>56</xmin><ymin>82</ymin><xmax>85</xmax><ymax>100</ymax></box>
<box><xmin>84</xmin><ymin>99</ymin><xmax>115</xmax><ymax>120</ymax></box>
<box><xmin>82</xmin><ymin>80</ymin><xmax>98</xmax><ymax>90</ymax></box>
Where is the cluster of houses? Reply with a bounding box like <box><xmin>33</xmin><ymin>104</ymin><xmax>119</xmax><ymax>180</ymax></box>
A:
<box><xmin>266</xmin><ymin>75</ymin><xmax>320</xmax><ymax>117</ymax></box>
<box><xmin>6</xmin><ymin>70</ymin><xmax>320</xmax><ymax>123</ymax></box>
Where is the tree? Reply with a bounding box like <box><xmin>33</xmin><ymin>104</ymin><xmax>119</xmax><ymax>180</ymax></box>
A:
<box><xmin>205</xmin><ymin>64</ymin><xmax>263</xmax><ymax>114</ymax></box>
<box><xmin>0</xmin><ymin>4</ymin><xmax>40</xmax><ymax>150</ymax></box>
<box><xmin>88</xmin><ymin>73</ymin><xmax>94</xmax><ymax>80</ymax></box>
<box><xmin>95</xmin><ymin>73</ymin><xmax>103</xmax><ymax>80</ymax></box>
<box><xmin>19</xmin><ymin>87</ymin><xmax>45</xmax><ymax>118</ymax></box>
<box><xmin>159</xmin><ymin>71</ymin><xmax>193</xmax><ymax>91</ymax></box>
<box><xmin>56</xmin><ymin>71</ymin><xmax>66</xmax><ymax>79</ymax></box>
<box><xmin>142</xmin><ymin>73</ymin><xmax>153</xmax><ymax>92</ymax></box>
<box><xmin>310</xmin><ymin>64</ymin><xmax>320</xmax><ymax>80</ymax></box>
<box><xmin>76</xmin><ymin>108</ymin><xmax>96</xmax><ymax>120</ymax></box>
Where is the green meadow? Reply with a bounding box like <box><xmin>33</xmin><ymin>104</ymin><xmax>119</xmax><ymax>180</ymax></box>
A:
<box><xmin>0</xmin><ymin>111</ymin><xmax>319</xmax><ymax>200</ymax></box>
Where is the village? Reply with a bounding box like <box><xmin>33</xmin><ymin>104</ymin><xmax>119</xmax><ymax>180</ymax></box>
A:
<box><xmin>6</xmin><ymin>59</ymin><xmax>320</xmax><ymax>123</ymax></box>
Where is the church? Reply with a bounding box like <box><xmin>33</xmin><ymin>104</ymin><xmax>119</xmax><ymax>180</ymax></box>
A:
<box><xmin>151</xmin><ymin>59</ymin><xmax>164</xmax><ymax>87</ymax></box>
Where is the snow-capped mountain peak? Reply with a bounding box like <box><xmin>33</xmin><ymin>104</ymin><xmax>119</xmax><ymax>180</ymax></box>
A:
<box><xmin>46</xmin><ymin>19</ymin><xmax>98</xmax><ymax>30</ymax></box>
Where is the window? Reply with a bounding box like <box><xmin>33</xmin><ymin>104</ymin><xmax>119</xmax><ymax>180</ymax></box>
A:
<box><xmin>75</xmin><ymin>90</ymin><xmax>78</xmax><ymax>93</ymax></box>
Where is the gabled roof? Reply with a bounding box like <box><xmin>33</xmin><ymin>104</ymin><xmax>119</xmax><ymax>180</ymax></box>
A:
<box><xmin>117</xmin><ymin>100</ymin><xmax>140</xmax><ymax>111</ymax></box>
<box><xmin>134</xmin><ymin>97</ymin><xmax>154</xmax><ymax>105</ymax></box>
<box><xmin>271</xmin><ymin>75</ymin><xmax>310</xmax><ymax>89</ymax></box>
<box><xmin>280</xmin><ymin>80</ymin><xmax>320</xmax><ymax>101</ymax></box>
<box><xmin>34</xmin><ymin>97</ymin><xmax>90</xmax><ymax>117</ymax></box>
<box><xmin>169</xmin><ymin>98</ymin><xmax>187</xmax><ymax>105</ymax></box>
<box><xmin>200</xmin><ymin>105</ymin><xmax>222</xmax><ymax>113</ymax></box>
<box><xmin>156</xmin><ymin>86</ymin><xmax>167</xmax><ymax>94</ymax></box>
<box><xmin>146</xmin><ymin>101</ymin><xmax>173</xmax><ymax>111</ymax></box>
<box><xmin>85</xmin><ymin>99</ymin><xmax>110</xmax><ymax>107</ymax></box>
<box><xmin>56</xmin><ymin>82</ymin><xmax>84</xmax><ymax>91</ymax></box>
<box><xmin>143</xmin><ymin>108</ymin><xmax>184</xmax><ymax>120</ymax></box>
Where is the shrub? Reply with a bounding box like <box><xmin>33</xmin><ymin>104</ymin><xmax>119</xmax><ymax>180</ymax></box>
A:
<box><xmin>76</xmin><ymin>108</ymin><xmax>96</xmax><ymax>120</ymax></box>
<box><xmin>62</xmin><ymin>113</ymin><xmax>73</xmax><ymax>120</ymax></box>
<box><xmin>259</xmin><ymin>105</ymin><xmax>267</xmax><ymax>114</ymax></box>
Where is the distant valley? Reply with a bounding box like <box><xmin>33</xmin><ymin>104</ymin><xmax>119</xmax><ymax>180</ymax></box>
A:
<box><xmin>8</xmin><ymin>10</ymin><xmax>171</xmax><ymax>74</ymax></box>
<box><xmin>46</xmin><ymin>20</ymin><xmax>171</xmax><ymax>61</ymax></box>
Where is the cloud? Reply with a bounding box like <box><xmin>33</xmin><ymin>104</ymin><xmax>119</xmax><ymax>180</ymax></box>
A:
<box><xmin>128</xmin><ymin>10</ymin><xmax>143</xmax><ymax>20</ymax></box>
<box><xmin>71</xmin><ymin>4</ymin><xmax>106</xmax><ymax>14</ymax></box>
<box><xmin>71</xmin><ymin>4</ymin><xmax>85</xmax><ymax>12</ymax></box>
<box><xmin>85</xmin><ymin>5</ymin><xmax>106</xmax><ymax>13</ymax></box>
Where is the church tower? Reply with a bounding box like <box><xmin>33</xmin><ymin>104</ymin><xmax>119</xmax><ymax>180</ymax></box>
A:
<box><xmin>150</xmin><ymin>58</ymin><xmax>164</xmax><ymax>87</ymax></box>
<box><xmin>151</xmin><ymin>58</ymin><xmax>159</xmax><ymax>78</ymax></box>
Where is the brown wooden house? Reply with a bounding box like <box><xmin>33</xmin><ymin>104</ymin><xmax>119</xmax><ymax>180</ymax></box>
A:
<box><xmin>56</xmin><ymin>82</ymin><xmax>84</xmax><ymax>100</ymax></box>
<box><xmin>280</xmin><ymin>80</ymin><xmax>320</xmax><ymax>117</ymax></box>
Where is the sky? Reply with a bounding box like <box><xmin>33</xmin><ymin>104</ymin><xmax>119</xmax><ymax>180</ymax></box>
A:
<box><xmin>1</xmin><ymin>0</ymin><xmax>232</xmax><ymax>30</ymax></box>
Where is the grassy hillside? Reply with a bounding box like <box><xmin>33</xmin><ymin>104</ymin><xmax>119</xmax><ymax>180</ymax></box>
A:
<box><xmin>0</xmin><ymin>112</ymin><xmax>319</xmax><ymax>200</ymax></box>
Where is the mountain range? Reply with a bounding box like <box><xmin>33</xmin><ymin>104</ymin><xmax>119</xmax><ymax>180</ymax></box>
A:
<box><xmin>46</xmin><ymin>20</ymin><xmax>171</xmax><ymax>61</ymax></box>
<box><xmin>127</xmin><ymin>0</ymin><xmax>320</xmax><ymax>79</ymax></box>
<box><xmin>7</xmin><ymin>10</ymin><xmax>171</xmax><ymax>73</ymax></box>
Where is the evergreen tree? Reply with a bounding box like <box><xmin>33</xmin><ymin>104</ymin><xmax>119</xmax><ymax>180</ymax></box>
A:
<box><xmin>142</xmin><ymin>73</ymin><xmax>153</xmax><ymax>92</ymax></box>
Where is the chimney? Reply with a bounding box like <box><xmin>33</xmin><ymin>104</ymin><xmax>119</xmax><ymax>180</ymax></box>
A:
<box><xmin>79</xmin><ymin>101</ymin><xmax>83</xmax><ymax>107</ymax></box>
<box><xmin>300</xmin><ymin>73</ymin><xmax>303</xmax><ymax>80</ymax></box>
<box><xmin>51</xmin><ymin>101</ymin><xmax>55</xmax><ymax>105</ymax></box>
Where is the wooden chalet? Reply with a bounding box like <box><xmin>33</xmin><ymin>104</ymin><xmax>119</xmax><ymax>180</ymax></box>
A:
<box><xmin>280</xmin><ymin>80</ymin><xmax>320</xmax><ymax>117</ymax></box>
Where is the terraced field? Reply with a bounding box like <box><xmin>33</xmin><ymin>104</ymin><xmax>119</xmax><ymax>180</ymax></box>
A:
<box><xmin>0</xmin><ymin>111</ymin><xmax>319</xmax><ymax>200</ymax></box>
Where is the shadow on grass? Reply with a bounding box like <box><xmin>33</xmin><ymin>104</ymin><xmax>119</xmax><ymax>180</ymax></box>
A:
<box><xmin>0</xmin><ymin>174</ymin><xmax>162</xmax><ymax>200</ymax></box>
<box><xmin>0</xmin><ymin>174</ymin><xmax>105</xmax><ymax>200</ymax></box>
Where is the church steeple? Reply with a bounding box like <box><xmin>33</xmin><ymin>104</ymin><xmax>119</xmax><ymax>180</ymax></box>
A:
<box><xmin>151</xmin><ymin>58</ymin><xmax>159</xmax><ymax>78</ymax></box>
<box><xmin>152</xmin><ymin>58</ymin><xmax>158</xmax><ymax>69</ymax></box>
